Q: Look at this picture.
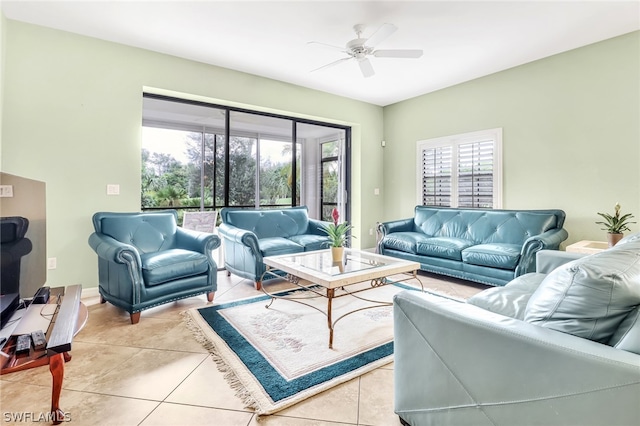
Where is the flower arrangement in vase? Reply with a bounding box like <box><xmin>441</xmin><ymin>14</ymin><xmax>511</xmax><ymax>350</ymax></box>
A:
<box><xmin>596</xmin><ymin>202</ymin><xmax>636</xmax><ymax>247</ymax></box>
<box><xmin>321</xmin><ymin>208</ymin><xmax>353</xmax><ymax>262</ymax></box>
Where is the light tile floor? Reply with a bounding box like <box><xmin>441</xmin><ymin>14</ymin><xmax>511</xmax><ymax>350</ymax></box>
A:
<box><xmin>0</xmin><ymin>271</ymin><xmax>487</xmax><ymax>426</ymax></box>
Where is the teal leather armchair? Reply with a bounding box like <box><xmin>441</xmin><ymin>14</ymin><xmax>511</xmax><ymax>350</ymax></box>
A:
<box><xmin>88</xmin><ymin>211</ymin><xmax>220</xmax><ymax>323</ymax></box>
<box><xmin>218</xmin><ymin>206</ymin><xmax>330</xmax><ymax>289</ymax></box>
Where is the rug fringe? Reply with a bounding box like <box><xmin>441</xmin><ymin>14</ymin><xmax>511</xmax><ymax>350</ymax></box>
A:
<box><xmin>182</xmin><ymin>310</ymin><xmax>262</xmax><ymax>414</ymax></box>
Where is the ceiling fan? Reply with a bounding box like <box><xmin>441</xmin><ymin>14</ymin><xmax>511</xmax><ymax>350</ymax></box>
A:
<box><xmin>309</xmin><ymin>23</ymin><xmax>423</xmax><ymax>78</ymax></box>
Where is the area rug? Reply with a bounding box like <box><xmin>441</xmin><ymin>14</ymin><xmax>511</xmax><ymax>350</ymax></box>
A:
<box><xmin>184</xmin><ymin>282</ymin><xmax>420</xmax><ymax>416</ymax></box>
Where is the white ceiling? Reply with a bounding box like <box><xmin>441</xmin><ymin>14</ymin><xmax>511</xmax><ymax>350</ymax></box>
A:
<box><xmin>2</xmin><ymin>1</ymin><xmax>639</xmax><ymax>106</ymax></box>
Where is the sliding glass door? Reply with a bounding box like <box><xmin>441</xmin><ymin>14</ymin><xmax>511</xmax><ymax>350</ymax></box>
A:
<box><xmin>141</xmin><ymin>94</ymin><xmax>349</xmax><ymax>223</ymax></box>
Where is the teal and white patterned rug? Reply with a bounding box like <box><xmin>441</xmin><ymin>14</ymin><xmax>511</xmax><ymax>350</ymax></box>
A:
<box><xmin>185</xmin><ymin>283</ymin><xmax>417</xmax><ymax>416</ymax></box>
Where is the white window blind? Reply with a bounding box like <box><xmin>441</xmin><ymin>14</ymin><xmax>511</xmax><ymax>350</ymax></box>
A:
<box><xmin>457</xmin><ymin>139</ymin><xmax>494</xmax><ymax>208</ymax></box>
<box><xmin>421</xmin><ymin>145</ymin><xmax>452</xmax><ymax>206</ymax></box>
<box><xmin>417</xmin><ymin>129</ymin><xmax>502</xmax><ymax>209</ymax></box>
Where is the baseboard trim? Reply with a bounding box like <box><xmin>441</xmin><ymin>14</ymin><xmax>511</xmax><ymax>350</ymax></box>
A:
<box><xmin>81</xmin><ymin>286</ymin><xmax>100</xmax><ymax>300</ymax></box>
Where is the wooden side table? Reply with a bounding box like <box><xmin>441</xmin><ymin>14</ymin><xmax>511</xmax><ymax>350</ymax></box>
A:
<box><xmin>565</xmin><ymin>240</ymin><xmax>608</xmax><ymax>255</ymax></box>
<box><xmin>0</xmin><ymin>285</ymin><xmax>87</xmax><ymax>424</ymax></box>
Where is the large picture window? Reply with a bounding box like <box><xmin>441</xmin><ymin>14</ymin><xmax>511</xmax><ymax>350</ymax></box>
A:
<box><xmin>417</xmin><ymin>128</ymin><xmax>502</xmax><ymax>209</ymax></box>
<box><xmin>141</xmin><ymin>94</ymin><xmax>349</xmax><ymax>222</ymax></box>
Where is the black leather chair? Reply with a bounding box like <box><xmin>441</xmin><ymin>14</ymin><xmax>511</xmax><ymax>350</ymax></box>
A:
<box><xmin>0</xmin><ymin>216</ymin><xmax>32</xmax><ymax>294</ymax></box>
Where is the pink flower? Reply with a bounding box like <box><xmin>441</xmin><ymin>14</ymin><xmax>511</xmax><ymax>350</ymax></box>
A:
<box><xmin>331</xmin><ymin>208</ymin><xmax>340</xmax><ymax>226</ymax></box>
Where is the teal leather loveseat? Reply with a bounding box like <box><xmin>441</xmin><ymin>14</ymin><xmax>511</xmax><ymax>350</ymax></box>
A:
<box><xmin>393</xmin><ymin>233</ymin><xmax>640</xmax><ymax>426</ymax></box>
<box><xmin>88</xmin><ymin>211</ymin><xmax>220</xmax><ymax>324</ymax></box>
<box><xmin>218</xmin><ymin>206</ymin><xmax>331</xmax><ymax>289</ymax></box>
<box><xmin>377</xmin><ymin>206</ymin><xmax>568</xmax><ymax>286</ymax></box>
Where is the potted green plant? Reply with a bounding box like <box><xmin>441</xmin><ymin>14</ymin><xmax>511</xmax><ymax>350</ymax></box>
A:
<box><xmin>596</xmin><ymin>202</ymin><xmax>636</xmax><ymax>247</ymax></box>
<box><xmin>321</xmin><ymin>208</ymin><xmax>353</xmax><ymax>262</ymax></box>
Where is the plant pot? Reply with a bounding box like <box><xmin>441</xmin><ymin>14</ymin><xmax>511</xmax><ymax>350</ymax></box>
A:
<box><xmin>607</xmin><ymin>232</ymin><xmax>623</xmax><ymax>247</ymax></box>
<box><xmin>331</xmin><ymin>246</ymin><xmax>344</xmax><ymax>262</ymax></box>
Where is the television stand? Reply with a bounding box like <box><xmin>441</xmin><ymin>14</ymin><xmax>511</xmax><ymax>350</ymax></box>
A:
<box><xmin>0</xmin><ymin>285</ymin><xmax>88</xmax><ymax>424</ymax></box>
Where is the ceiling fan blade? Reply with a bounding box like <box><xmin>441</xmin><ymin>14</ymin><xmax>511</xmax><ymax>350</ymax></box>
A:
<box><xmin>310</xmin><ymin>57</ymin><xmax>352</xmax><ymax>73</ymax></box>
<box><xmin>366</xmin><ymin>23</ymin><xmax>397</xmax><ymax>47</ymax></box>
<box><xmin>307</xmin><ymin>41</ymin><xmax>347</xmax><ymax>52</ymax></box>
<box><xmin>358</xmin><ymin>58</ymin><xmax>375</xmax><ymax>78</ymax></box>
<box><xmin>373</xmin><ymin>49</ymin><xmax>423</xmax><ymax>58</ymax></box>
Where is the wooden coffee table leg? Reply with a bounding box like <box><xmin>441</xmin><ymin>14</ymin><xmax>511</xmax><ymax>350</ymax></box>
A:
<box><xmin>49</xmin><ymin>353</ymin><xmax>66</xmax><ymax>425</ymax></box>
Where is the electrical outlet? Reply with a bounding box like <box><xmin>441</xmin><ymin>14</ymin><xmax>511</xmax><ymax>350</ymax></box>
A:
<box><xmin>369</xmin><ymin>228</ymin><xmax>374</xmax><ymax>236</ymax></box>
<box><xmin>47</xmin><ymin>258</ymin><xmax>57</xmax><ymax>270</ymax></box>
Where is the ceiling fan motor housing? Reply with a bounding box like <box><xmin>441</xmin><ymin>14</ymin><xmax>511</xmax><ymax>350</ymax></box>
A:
<box><xmin>346</xmin><ymin>38</ymin><xmax>371</xmax><ymax>59</ymax></box>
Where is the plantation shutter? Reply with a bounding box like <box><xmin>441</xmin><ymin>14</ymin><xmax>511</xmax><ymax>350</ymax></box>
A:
<box><xmin>457</xmin><ymin>140</ymin><xmax>494</xmax><ymax>208</ymax></box>
<box><xmin>421</xmin><ymin>146</ymin><xmax>452</xmax><ymax>206</ymax></box>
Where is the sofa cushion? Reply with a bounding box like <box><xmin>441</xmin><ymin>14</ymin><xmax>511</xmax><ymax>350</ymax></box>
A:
<box><xmin>259</xmin><ymin>237</ymin><xmax>304</xmax><ymax>257</ymax></box>
<box><xmin>524</xmin><ymin>242</ymin><xmax>640</xmax><ymax>343</ymax></box>
<box><xmin>382</xmin><ymin>232</ymin><xmax>431</xmax><ymax>254</ymax></box>
<box><xmin>140</xmin><ymin>249</ymin><xmax>209</xmax><ymax>286</ymax></box>
<box><xmin>462</xmin><ymin>243</ymin><xmax>521</xmax><ymax>270</ymax></box>
<box><xmin>416</xmin><ymin>237</ymin><xmax>474</xmax><ymax>261</ymax></box>
<box><xmin>467</xmin><ymin>272</ymin><xmax>546</xmax><ymax>320</ymax></box>
<box><xmin>608</xmin><ymin>306</ymin><xmax>640</xmax><ymax>355</ymax></box>
<box><xmin>288</xmin><ymin>234</ymin><xmax>330</xmax><ymax>251</ymax></box>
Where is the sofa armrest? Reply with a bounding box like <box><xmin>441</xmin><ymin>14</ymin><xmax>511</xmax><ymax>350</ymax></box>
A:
<box><xmin>175</xmin><ymin>227</ymin><xmax>221</xmax><ymax>253</ymax></box>
<box><xmin>516</xmin><ymin>228</ymin><xmax>570</xmax><ymax>276</ymax></box>
<box><xmin>376</xmin><ymin>218</ymin><xmax>414</xmax><ymax>252</ymax></box>
<box><xmin>536</xmin><ymin>249</ymin><xmax>586</xmax><ymax>274</ymax></box>
<box><xmin>0</xmin><ymin>238</ymin><xmax>33</xmax><ymax>259</ymax></box>
<box><xmin>218</xmin><ymin>223</ymin><xmax>261</xmax><ymax>258</ymax></box>
<box><xmin>393</xmin><ymin>290</ymin><xmax>640</xmax><ymax>426</ymax></box>
<box><xmin>307</xmin><ymin>218</ymin><xmax>333</xmax><ymax>235</ymax></box>
<box><xmin>378</xmin><ymin>218</ymin><xmax>414</xmax><ymax>236</ymax></box>
<box><xmin>88</xmin><ymin>232</ymin><xmax>144</xmax><ymax>286</ymax></box>
<box><xmin>88</xmin><ymin>233</ymin><xmax>142</xmax><ymax>265</ymax></box>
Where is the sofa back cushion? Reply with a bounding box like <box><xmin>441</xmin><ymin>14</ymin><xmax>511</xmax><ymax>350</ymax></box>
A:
<box><xmin>93</xmin><ymin>211</ymin><xmax>178</xmax><ymax>254</ymax></box>
<box><xmin>413</xmin><ymin>207</ymin><xmax>562</xmax><ymax>245</ymax></box>
<box><xmin>524</xmin><ymin>240</ymin><xmax>640</xmax><ymax>344</ymax></box>
<box><xmin>221</xmin><ymin>206</ymin><xmax>310</xmax><ymax>239</ymax></box>
<box><xmin>467</xmin><ymin>272</ymin><xmax>546</xmax><ymax>320</ymax></box>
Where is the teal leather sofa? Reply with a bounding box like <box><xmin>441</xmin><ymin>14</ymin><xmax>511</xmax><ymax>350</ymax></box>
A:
<box><xmin>377</xmin><ymin>206</ymin><xmax>568</xmax><ymax>286</ymax></box>
<box><xmin>218</xmin><ymin>206</ymin><xmax>330</xmax><ymax>289</ymax></box>
<box><xmin>88</xmin><ymin>211</ymin><xmax>220</xmax><ymax>324</ymax></box>
<box><xmin>393</xmin><ymin>233</ymin><xmax>640</xmax><ymax>426</ymax></box>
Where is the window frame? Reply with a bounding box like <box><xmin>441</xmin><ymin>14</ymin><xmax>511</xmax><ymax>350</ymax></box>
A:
<box><xmin>141</xmin><ymin>93</ymin><xmax>351</xmax><ymax>222</ymax></box>
<box><xmin>416</xmin><ymin>128</ymin><xmax>503</xmax><ymax>209</ymax></box>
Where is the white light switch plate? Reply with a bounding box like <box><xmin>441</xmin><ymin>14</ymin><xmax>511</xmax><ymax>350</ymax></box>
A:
<box><xmin>0</xmin><ymin>185</ymin><xmax>14</xmax><ymax>197</ymax></box>
<box><xmin>106</xmin><ymin>184</ymin><xmax>120</xmax><ymax>195</ymax></box>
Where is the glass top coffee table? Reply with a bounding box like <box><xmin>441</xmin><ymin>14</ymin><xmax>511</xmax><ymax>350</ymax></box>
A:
<box><xmin>262</xmin><ymin>249</ymin><xmax>422</xmax><ymax>348</ymax></box>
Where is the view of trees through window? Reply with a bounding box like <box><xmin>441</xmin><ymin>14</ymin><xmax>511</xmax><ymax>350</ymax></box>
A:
<box><xmin>142</xmin><ymin>129</ymin><xmax>301</xmax><ymax>211</ymax></box>
<box><xmin>321</xmin><ymin>140</ymin><xmax>340</xmax><ymax>221</ymax></box>
<box><xmin>141</xmin><ymin>95</ymin><xmax>349</xmax><ymax>224</ymax></box>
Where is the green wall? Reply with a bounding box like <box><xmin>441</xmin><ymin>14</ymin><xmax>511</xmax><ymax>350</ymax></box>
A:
<box><xmin>3</xmin><ymin>17</ymin><xmax>638</xmax><ymax>291</ymax></box>
<box><xmin>383</xmin><ymin>31</ymin><xmax>640</xmax><ymax>245</ymax></box>
<box><xmin>1</xmin><ymin>20</ymin><xmax>384</xmax><ymax>289</ymax></box>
